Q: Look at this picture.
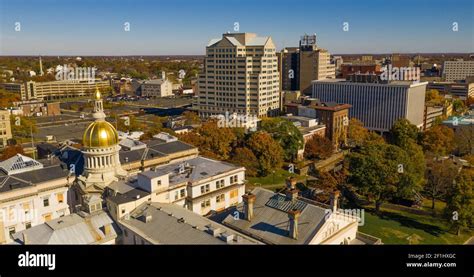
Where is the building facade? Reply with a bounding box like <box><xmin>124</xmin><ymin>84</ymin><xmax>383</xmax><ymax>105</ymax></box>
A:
<box><xmin>195</xmin><ymin>33</ymin><xmax>280</xmax><ymax>118</ymax></box>
<box><xmin>443</xmin><ymin>60</ymin><xmax>474</xmax><ymax>82</ymax></box>
<box><xmin>312</xmin><ymin>79</ymin><xmax>427</xmax><ymax>132</ymax></box>
<box><xmin>1</xmin><ymin>80</ymin><xmax>110</xmax><ymax>101</ymax></box>
<box><xmin>0</xmin><ymin>155</ymin><xmax>71</xmax><ymax>244</ymax></box>
<box><xmin>141</xmin><ymin>77</ymin><xmax>173</xmax><ymax>98</ymax></box>
<box><xmin>0</xmin><ymin>110</ymin><xmax>12</xmax><ymax>147</ymax></box>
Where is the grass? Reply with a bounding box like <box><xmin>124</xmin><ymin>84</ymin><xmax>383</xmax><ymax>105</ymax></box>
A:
<box><xmin>247</xmin><ymin>168</ymin><xmax>306</xmax><ymax>192</ymax></box>
<box><xmin>358</xmin><ymin>203</ymin><xmax>473</xmax><ymax>244</ymax></box>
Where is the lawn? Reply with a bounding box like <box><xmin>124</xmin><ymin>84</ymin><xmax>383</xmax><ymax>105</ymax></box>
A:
<box><xmin>247</xmin><ymin>168</ymin><xmax>306</xmax><ymax>191</ymax></box>
<box><xmin>358</xmin><ymin>203</ymin><xmax>473</xmax><ymax>244</ymax></box>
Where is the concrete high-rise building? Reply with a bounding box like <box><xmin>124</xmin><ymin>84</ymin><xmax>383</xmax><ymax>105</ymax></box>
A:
<box><xmin>312</xmin><ymin>79</ymin><xmax>427</xmax><ymax>132</ymax></box>
<box><xmin>277</xmin><ymin>47</ymin><xmax>299</xmax><ymax>91</ymax></box>
<box><xmin>195</xmin><ymin>33</ymin><xmax>280</xmax><ymax>118</ymax></box>
<box><xmin>442</xmin><ymin>60</ymin><xmax>474</xmax><ymax>82</ymax></box>
<box><xmin>299</xmin><ymin>34</ymin><xmax>335</xmax><ymax>95</ymax></box>
<box><xmin>0</xmin><ymin>110</ymin><xmax>12</xmax><ymax>147</ymax></box>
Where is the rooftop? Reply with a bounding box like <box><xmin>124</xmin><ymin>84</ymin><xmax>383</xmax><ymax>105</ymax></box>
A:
<box><xmin>119</xmin><ymin>202</ymin><xmax>259</xmax><ymax>244</ymax></box>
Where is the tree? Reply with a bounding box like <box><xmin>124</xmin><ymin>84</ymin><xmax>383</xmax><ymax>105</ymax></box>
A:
<box><xmin>230</xmin><ymin>147</ymin><xmax>259</xmax><ymax>177</ymax></box>
<box><xmin>444</xmin><ymin>170</ymin><xmax>474</xmax><ymax>236</ymax></box>
<box><xmin>425</xmin><ymin>89</ymin><xmax>444</xmax><ymax>105</ymax></box>
<box><xmin>179</xmin><ymin>119</ymin><xmax>236</xmax><ymax>160</ymax></box>
<box><xmin>425</xmin><ymin>158</ymin><xmax>459</xmax><ymax>210</ymax></box>
<box><xmin>421</xmin><ymin>125</ymin><xmax>455</xmax><ymax>156</ymax></box>
<box><xmin>348</xmin><ymin>143</ymin><xmax>423</xmax><ymax>213</ymax></box>
<box><xmin>390</xmin><ymin>118</ymin><xmax>419</xmax><ymax>147</ymax></box>
<box><xmin>260</xmin><ymin>118</ymin><xmax>303</xmax><ymax>161</ymax></box>
<box><xmin>10</xmin><ymin>115</ymin><xmax>37</xmax><ymax>141</ymax></box>
<box><xmin>454</xmin><ymin>125</ymin><xmax>474</xmax><ymax>156</ymax></box>
<box><xmin>304</xmin><ymin>135</ymin><xmax>334</xmax><ymax>160</ymax></box>
<box><xmin>309</xmin><ymin>171</ymin><xmax>338</xmax><ymax>203</ymax></box>
<box><xmin>452</xmin><ymin>99</ymin><xmax>467</xmax><ymax>115</ymax></box>
<box><xmin>247</xmin><ymin>132</ymin><xmax>284</xmax><ymax>176</ymax></box>
<box><xmin>0</xmin><ymin>89</ymin><xmax>20</xmax><ymax>108</ymax></box>
<box><xmin>348</xmin><ymin>118</ymin><xmax>369</xmax><ymax>147</ymax></box>
<box><xmin>116</xmin><ymin>115</ymin><xmax>142</xmax><ymax>133</ymax></box>
<box><xmin>182</xmin><ymin>111</ymin><xmax>201</xmax><ymax>125</ymax></box>
<box><xmin>0</xmin><ymin>145</ymin><xmax>25</xmax><ymax>161</ymax></box>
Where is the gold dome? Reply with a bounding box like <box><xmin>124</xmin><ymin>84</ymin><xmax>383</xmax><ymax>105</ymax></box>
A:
<box><xmin>83</xmin><ymin>121</ymin><xmax>119</xmax><ymax>148</ymax></box>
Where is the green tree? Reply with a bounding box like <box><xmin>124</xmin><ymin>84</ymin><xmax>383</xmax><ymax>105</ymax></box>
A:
<box><xmin>444</xmin><ymin>170</ymin><xmax>474</xmax><ymax>236</ymax></box>
<box><xmin>260</xmin><ymin>118</ymin><xmax>303</xmax><ymax>161</ymax></box>
<box><xmin>10</xmin><ymin>115</ymin><xmax>37</xmax><ymax>140</ymax></box>
<box><xmin>247</xmin><ymin>132</ymin><xmax>284</xmax><ymax>176</ymax></box>
<box><xmin>390</xmin><ymin>118</ymin><xmax>419</xmax><ymax>147</ymax></box>
<box><xmin>348</xmin><ymin>143</ymin><xmax>423</xmax><ymax>213</ymax></box>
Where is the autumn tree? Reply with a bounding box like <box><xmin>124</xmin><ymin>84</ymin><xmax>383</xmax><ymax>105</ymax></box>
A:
<box><xmin>0</xmin><ymin>89</ymin><xmax>20</xmax><ymax>108</ymax></box>
<box><xmin>116</xmin><ymin>115</ymin><xmax>142</xmax><ymax>133</ymax></box>
<box><xmin>454</xmin><ymin>125</ymin><xmax>474</xmax><ymax>156</ymax></box>
<box><xmin>444</xmin><ymin>170</ymin><xmax>474</xmax><ymax>236</ymax></box>
<box><xmin>425</xmin><ymin>158</ymin><xmax>459</xmax><ymax>210</ymax></box>
<box><xmin>179</xmin><ymin>119</ymin><xmax>236</xmax><ymax>160</ymax></box>
<box><xmin>230</xmin><ymin>147</ymin><xmax>259</xmax><ymax>177</ymax></box>
<box><xmin>260</xmin><ymin>118</ymin><xmax>303</xmax><ymax>161</ymax></box>
<box><xmin>0</xmin><ymin>145</ymin><xmax>25</xmax><ymax>161</ymax></box>
<box><xmin>304</xmin><ymin>135</ymin><xmax>334</xmax><ymax>160</ymax></box>
<box><xmin>182</xmin><ymin>111</ymin><xmax>201</xmax><ymax>125</ymax></box>
<box><xmin>421</xmin><ymin>125</ymin><xmax>455</xmax><ymax>156</ymax></box>
<box><xmin>347</xmin><ymin>118</ymin><xmax>369</xmax><ymax>147</ymax></box>
<box><xmin>309</xmin><ymin>171</ymin><xmax>339</xmax><ymax>203</ymax></box>
<box><xmin>247</xmin><ymin>132</ymin><xmax>284</xmax><ymax>176</ymax></box>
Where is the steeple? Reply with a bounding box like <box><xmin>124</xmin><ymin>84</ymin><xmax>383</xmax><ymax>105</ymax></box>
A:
<box><xmin>39</xmin><ymin>56</ymin><xmax>44</xmax><ymax>76</ymax></box>
<box><xmin>93</xmin><ymin>86</ymin><xmax>106</xmax><ymax>120</ymax></box>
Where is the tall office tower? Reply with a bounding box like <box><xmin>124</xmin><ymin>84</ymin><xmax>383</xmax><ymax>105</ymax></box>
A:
<box><xmin>195</xmin><ymin>33</ymin><xmax>281</xmax><ymax>118</ymax></box>
<box><xmin>299</xmin><ymin>34</ymin><xmax>336</xmax><ymax>95</ymax></box>
<box><xmin>277</xmin><ymin>47</ymin><xmax>300</xmax><ymax>91</ymax></box>
<box><xmin>442</xmin><ymin>60</ymin><xmax>474</xmax><ymax>82</ymax></box>
<box><xmin>312</xmin><ymin>78</ymin><xmax>427</xmax><ymax>133</ymax></box>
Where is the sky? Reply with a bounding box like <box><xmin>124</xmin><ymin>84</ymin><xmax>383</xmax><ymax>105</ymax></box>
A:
<box><xmin>0</xmin><ymin>0</ymin><xmax>473</xmax><ymax>55</ymax></box>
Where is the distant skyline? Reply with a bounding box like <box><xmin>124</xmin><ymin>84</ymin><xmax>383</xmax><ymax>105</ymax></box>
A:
<box><xmin>0</xmin><ymin>0</ymin><xmax>473</xmax><ymax>55</ymax></box>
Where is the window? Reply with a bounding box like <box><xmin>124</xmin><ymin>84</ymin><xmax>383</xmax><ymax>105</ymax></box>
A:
<box><xmin>174</xmin><ymin>191</ymin><xmax>179</xmax><ymax>200</ymax></box>
<box><xmin>180</xmin><ymin>189</ymin><xmax>185</xmax><ymax>198</ymax></box>
<box><xmin>216</xmin><ymin>194</ymin><xmax>225</xmax><ymax>203</ymax></box>
<box><xmin>200</xmin><ymin>199</ymin><xmax>211</xmax><ymax>208</ymax></box>
<box><xmin>157</xmin><ymin>180</ymin><xmax>161</xmax><ymax>186</ymax></box>
<box><xmin>230</xmin><ymin>175</ymin><xmax>238</xmax><ymax>184</ymax></box>
<box><xmin>43</xmin><ymin>197</ymin><xmax>49</xmax><ymax>207</ymax></box>
<box><xmin>25</xmin><ymin>222</ymin><xmax>32</xmax><ymax>229</ymax></box>
<box><xmin>230</xmin><ymin>189</ymin><xmax>238</xmax><ymax>199</ymax></box>
<box><xmin>200</xmin><ymin>184</ymin><xmax>210</xmax><ymax>194</ymax></box>
<box><xmin>121</xmin><ymin>209</ymin><xmax>126</xmax><ymax>215</ymax></box>
<box><xmin>56</xmin><ymin>193</ymin><xmax>64</xmax><ymax>204</ymax></box>
<box><xmin>216</xmin><ymin>179</ymin><xmax>225</xmax><ymax>189</ymax></box>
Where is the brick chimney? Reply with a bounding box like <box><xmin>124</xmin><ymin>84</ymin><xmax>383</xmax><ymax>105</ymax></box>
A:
<box><xmin>285</xmin><ymin>177</ymin><xmax>299</xmax><ymax>201</ymax></box>
<box><xmin>288</xmin><ymin>209</ymin><xmax>301</xmax><ymax>240</ymax></box>
<box><xmin>330</xmin><ymin>191</ymin><xmax>340</xmax><ymax>213</ymax></box>
<box><xmin>242</xmin><ymin>193</ymin><xmax>256</xmax><ymax>221</ymax></box>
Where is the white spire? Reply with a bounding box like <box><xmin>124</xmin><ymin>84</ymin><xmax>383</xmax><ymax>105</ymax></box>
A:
<box><xmin>93</xmin><ymin>86</ymin><xmax>106</xmax><ymax>120</ymax></box>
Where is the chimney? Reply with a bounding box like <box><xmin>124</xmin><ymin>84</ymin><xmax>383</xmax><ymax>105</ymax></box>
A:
<box><xmin>103</xmin><ymin>223</ymin><xmax>112</xmax><ymax>236</ymax></box>
<box><xmin>288</xmin><ymin>209</ymin><xmax>301</xmax><ymax>240</ymax></box>
<box><xmin>162</xmin><ymin>71</ymin><xmax>166</xmax><ymax>80</ymax></box>
<box><xmin>22</xmin><ymin>232</ymin><xmax>28</xmax><ymax>244</ymax></box>
<box><xmin>286</xmin><ymin>177</ymin><xmax>297</xmax><ymax>190</ymax></box>
<box><xmin>242</xmin><ymin>193</ymin><xmax>256</xmax><ymax>221</ymax></box>
<box><xmin>330</xmin><ymin>191</ymin><xmax>340</xmax><ymax>213</ymax></box>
